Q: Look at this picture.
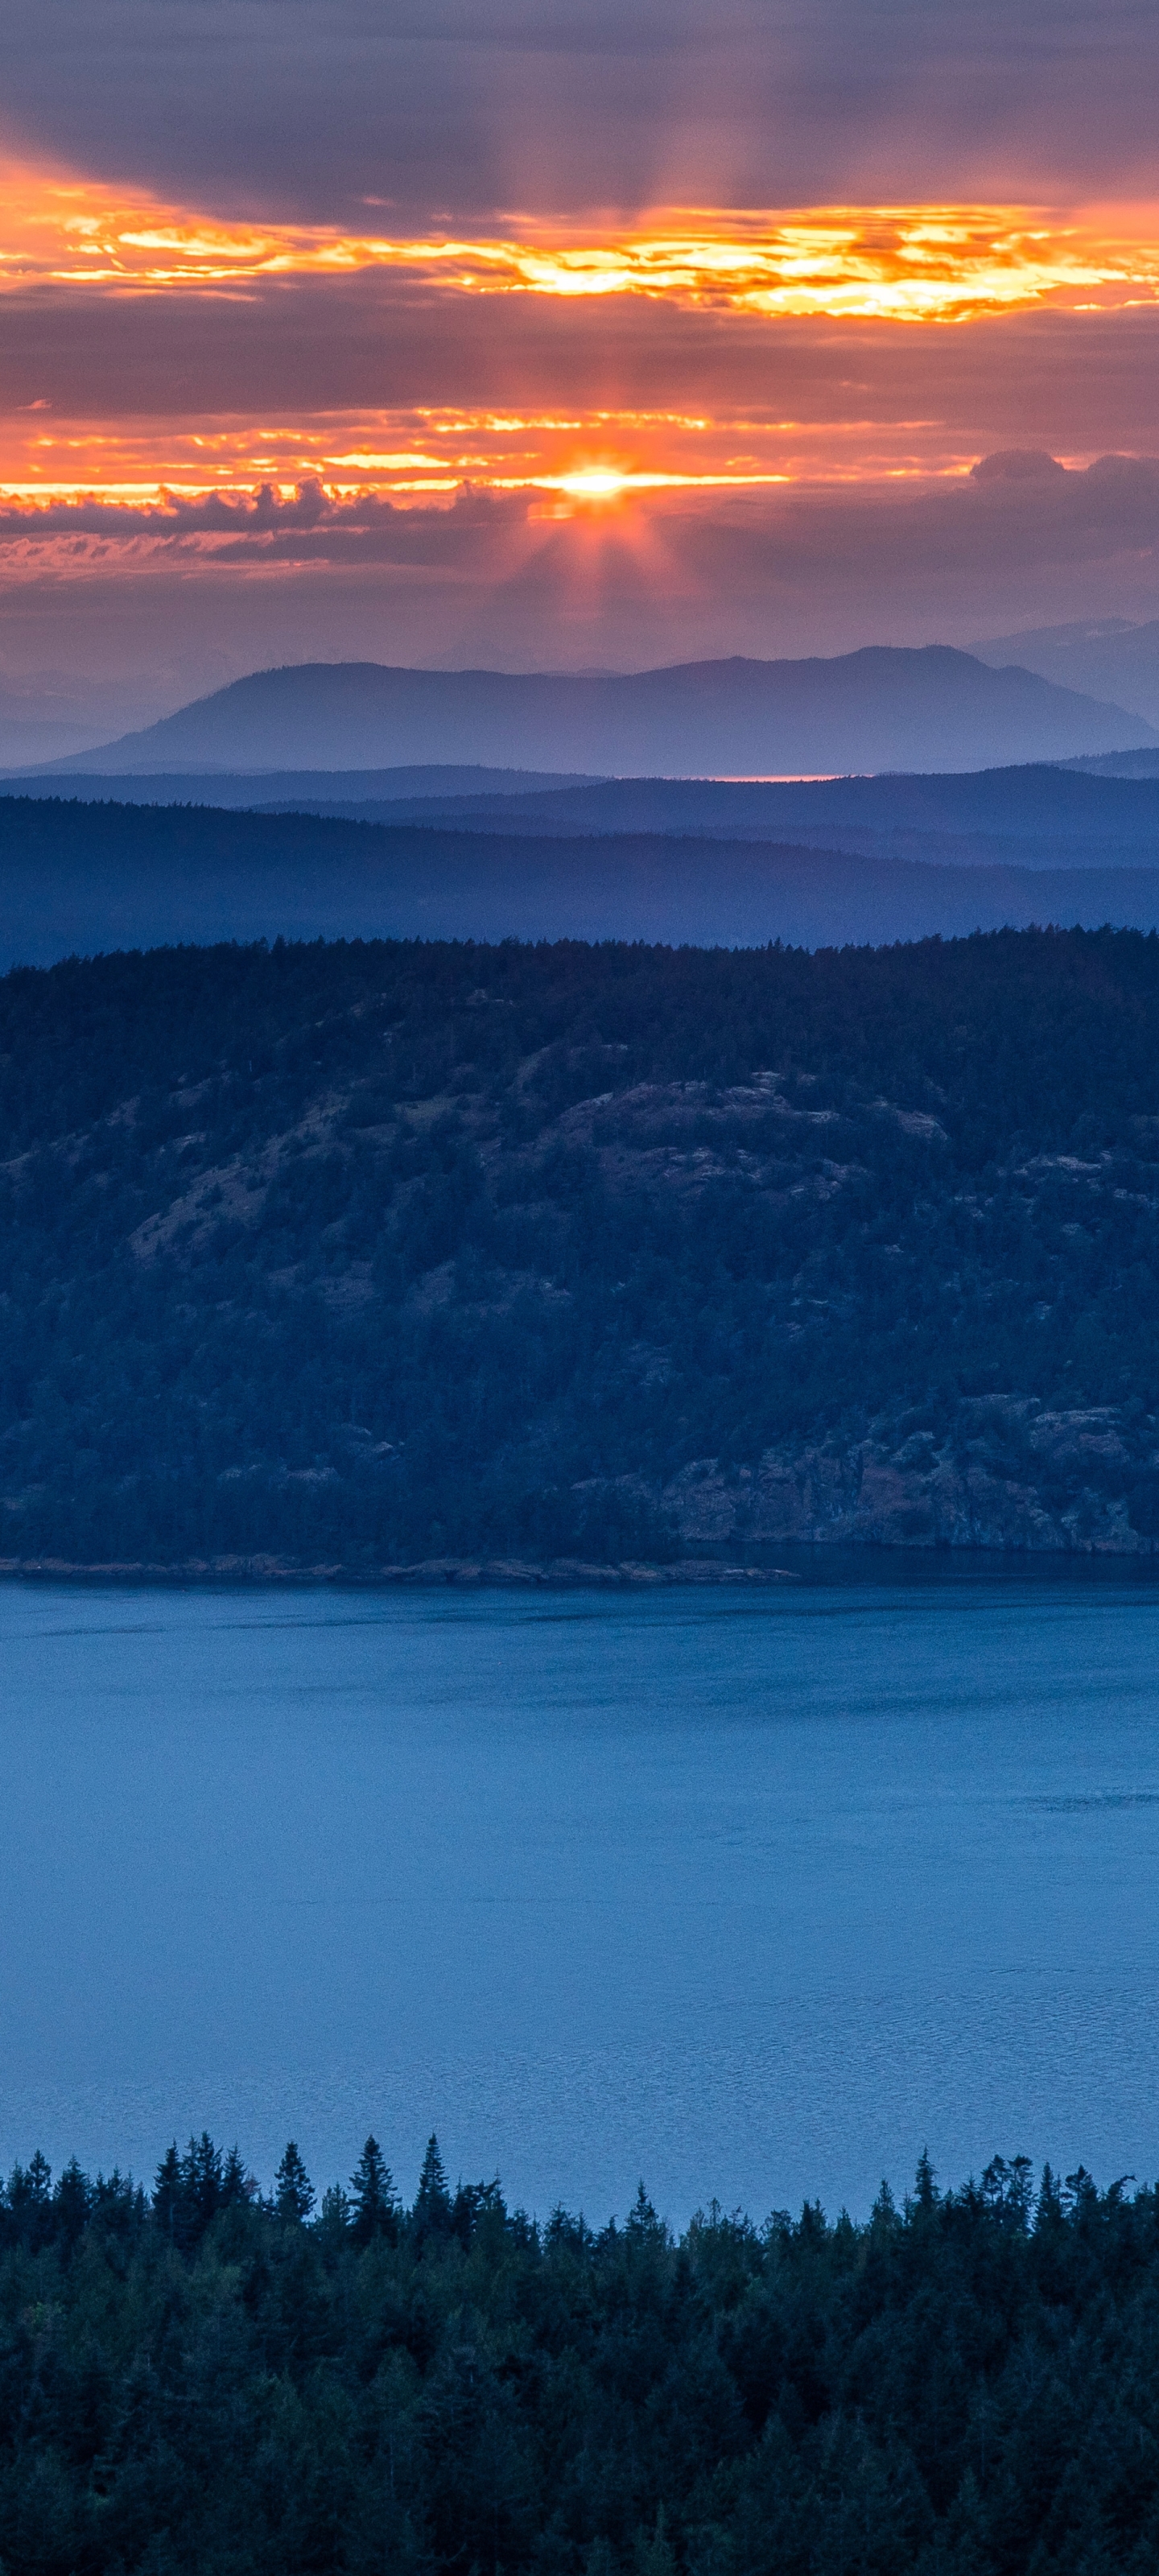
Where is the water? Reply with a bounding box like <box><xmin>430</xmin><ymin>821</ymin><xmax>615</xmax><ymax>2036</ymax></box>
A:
<box><xmin>2</xmin><ymin>1573</ymin><xmax>1159</xmax><ymax>2223</ymax></box>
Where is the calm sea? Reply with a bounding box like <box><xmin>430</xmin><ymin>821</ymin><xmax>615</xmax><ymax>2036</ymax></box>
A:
<box><xmin>3</xmin><ymin>1572</ymin><xmax>1159</xmax><ymax>2223</ymax></box>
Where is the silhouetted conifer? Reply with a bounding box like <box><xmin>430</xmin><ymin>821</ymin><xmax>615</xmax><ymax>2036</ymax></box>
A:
<box><xmin>274</xmin><ymin>2140</ymin><xmax>315</xmax><ymax>2223</ymax></box>
<box><xmin>350</xmin><ymin>2135</ymin><xmax>398</xmax><ymax>2245</ymax></box>
<box><xmin>183</xmin><ymin>2132</ymin><xmax>223</xmax><ymax>2234</ymax></box>
<box><xmin>53</xmin><ymin>2157</ymin><xmax>92</xmax><ymax>2252</ymax></box>
<box><xmin>914</xmin><ymin>2148</ymin><xmax>938</xmax><ymax>2212</ymax></box>
<box><xmin>153</xmin><ymin>2141</ymin><xmax>185</xmax><ymax>2242</ymax></box>
<box><xmin>8</xmin><ymin>2152</ymin><xmax>54</xmax><ymax>2252</ymax></box>
<box><xmin>414</xmin><ymin>2133</ymin><xmax>451</xmax><ymax>2240</ymax></box>
<box><xmin>221</xmin><ymin>2145</ymin><xmax>254</xmax><ymax>2208</ymax></box>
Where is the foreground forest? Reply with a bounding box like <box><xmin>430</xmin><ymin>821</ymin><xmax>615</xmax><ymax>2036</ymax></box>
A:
<box><xmin>2</xmin><ymin>926</ymin><xmax>1159</xmax><ymax>1568</ymax></box>
<box><xmin>0</xmin><ymin>2134</ymin><xmax>1157</xmax><ymax>2573</ymax></box>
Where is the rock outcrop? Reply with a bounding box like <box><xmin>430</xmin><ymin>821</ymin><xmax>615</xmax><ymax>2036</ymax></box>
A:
<box><xmin>659</xmin><ymin>1399</ymin><xmax>1157</xmax><ymax>1554</ymax></box>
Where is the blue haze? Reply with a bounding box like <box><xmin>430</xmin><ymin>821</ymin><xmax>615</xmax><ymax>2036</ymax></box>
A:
<box><xmin>2</xmin><ymin>1577</ymin><xmax>1159</xmax><ymax>2223</ymax></box>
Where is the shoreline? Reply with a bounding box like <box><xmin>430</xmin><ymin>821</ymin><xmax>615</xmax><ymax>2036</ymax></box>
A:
<box><xmin>3</xmin><ymin>1546</ymin><xmax>1159</xmax><ymax>1588</ymax></box>
<box><xmin>0</xmin><ymin>1554</ymin><xmax>802</xmax><ymax>1587</ymax></box>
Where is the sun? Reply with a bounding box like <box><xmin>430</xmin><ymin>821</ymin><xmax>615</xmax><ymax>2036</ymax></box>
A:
<box><xmin>554</xmin><ymin>466</ymin><xmax>631</xmax><ymax>502</ymax></box>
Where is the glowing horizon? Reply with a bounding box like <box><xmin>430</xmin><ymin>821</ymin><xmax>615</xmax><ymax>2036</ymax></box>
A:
<box><xmin>0</xmin><ymin>398</ymin><xmax>993</xmax><ymax>526</ymax></box>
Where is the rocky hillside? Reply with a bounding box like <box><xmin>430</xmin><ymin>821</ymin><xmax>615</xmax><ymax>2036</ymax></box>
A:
<box><xmin>1</xmin><ymin>927</ymin><xmax>1157</xmax><ymax>1572</ymax></box>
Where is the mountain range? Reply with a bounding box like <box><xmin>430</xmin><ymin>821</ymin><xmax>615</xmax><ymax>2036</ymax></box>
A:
<box><xmin>27</xmin><ymin>646</ymin><xmax>1157</xmax><ymax>778</ymax></box>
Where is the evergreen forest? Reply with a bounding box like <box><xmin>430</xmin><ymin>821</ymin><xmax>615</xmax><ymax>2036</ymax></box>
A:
<box><xmin>0</xmin><ymin>2132</ymin><xmax>1157</xmax><ymax>2574</ymax></box>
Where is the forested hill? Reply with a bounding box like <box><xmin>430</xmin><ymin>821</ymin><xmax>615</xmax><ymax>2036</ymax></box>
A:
<box><xmin>6</xmin><ymin>794</ymin><xmax>1159</xmax><ymax>967</ymax></box>
<box><xmin>3</xmin><ymin>925</ymin><xmax>1159</xmax><ymax>1574</ymax></box>
<box><xmin>266</xmin><ymin>762</ymin><xmax>1159</xmax><ymax>864</ymax></box>
<box><xmin>0</xmin><ymin>2134</ymin><xmax>1155</xmax><ymax>2575</ymax></box>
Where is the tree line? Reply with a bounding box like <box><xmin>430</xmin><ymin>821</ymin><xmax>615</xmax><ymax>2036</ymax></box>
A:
<box><xmin>0</xmin><ymin>2129</ymin><xmax>1156</xmax><ymax>2571</ymax></box>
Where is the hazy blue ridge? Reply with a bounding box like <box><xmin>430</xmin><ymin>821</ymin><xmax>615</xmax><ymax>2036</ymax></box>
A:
<box><xmin>254</xmin><ymin>763</ymin><xmax>1159</xmax><ymax>869</ymax></box>
<box><xmin>0</xmin><ymin>762</ymin><xmax>607</xmax><ymax>803</ymax></box>
<box><xmin>1062</xmin><ymin>746</ymin><xmax>1159</xmax><ymax>776</ymax></box>
<box><xmin>6</xmin><ymin>794</ymin><xmax>1159</xmax><ymax>966</ymax></box>
<box><xmin>10</xmin><ymin>760</ymin><xmax>1159</xmax><ymax>876</ymax></box>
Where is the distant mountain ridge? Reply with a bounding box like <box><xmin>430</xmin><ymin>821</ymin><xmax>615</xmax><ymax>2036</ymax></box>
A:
<box><xmin>31</xmin><ymin>646</ymin><xmax>1157</xmax><ymax>778</ymax></box>
<box><xmin>1</xmin><ymin>765</ymin><xmax>607</xmax><ymax>808</ymax></box>
<box><xmin>973</xmin><ymin>617</ymin><xmax>1159</xmax><ymax>732</ymax></box>
<box><xmin>4</xmin><ymin>794</ymin><xmax>1159</xmax><ymax>968</ymax></box>
<box><xmin>18</xmin><ymin>758</ymin><xmax>1159</xmax><ymax>874</ymax></box>
<box><xmin>1062</xmin><ymin>747</ymin><xmax>1159</xmax><ymax>778</ymax></box>
<box><xmin>254</xmin><ymin>762</ymin><xmax>1159</xmax><ymax>870</ymax></box>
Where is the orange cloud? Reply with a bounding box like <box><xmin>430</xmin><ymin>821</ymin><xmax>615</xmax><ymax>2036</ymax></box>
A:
<box><xmin>4</xmin><ymin>159</ymin><xmax>1159</xmax><ymax>322</ymax></box>
<box><xmin>362</xmin><ymin>210</ymin><xmax>1159</xmax><ymax>324</ymax></box>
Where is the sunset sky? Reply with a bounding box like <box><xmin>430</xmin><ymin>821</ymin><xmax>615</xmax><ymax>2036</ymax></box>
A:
<box><xmin>4</xmin><ymin>1</ymin><xmax>1159</xmax><ymax>738</ymax></box>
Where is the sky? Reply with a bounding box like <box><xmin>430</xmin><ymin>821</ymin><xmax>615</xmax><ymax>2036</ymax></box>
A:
<box><xmin>3</xmin><ymin>0</ymin><xmax>1159</xmax><ymax>742</ymax></box>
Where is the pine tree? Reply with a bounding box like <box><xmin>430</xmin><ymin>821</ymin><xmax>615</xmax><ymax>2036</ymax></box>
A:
<box><xmin>53</xmin><ymin>2157</ymin><xmax>91</xmax><ymax>2250</ymax></box>
<box><xmin>318</xmin><ymin>2182</ymin><xmax>351</xmax><ymax>2244</ymax></box>
<box><xmin>634</xmin><ymin>2507</ymin><xmax>677</xmax><ymax>2576</ymax></box>
<box><xmin>23</xmin><ymin>2150</ymin><xmax>52</xmax><ymax>2205</ymax></box>
<box><xmin>626</xmin><ymin>2182</ymin><xmax>665</xmax><ymax>2239</ymax></box>
<box><xmin>8</xmin><ymin>2152</ymin><xmax>54</xmax><ymax>2251</ymax></box>
<box><xmin>183</xmin><ymin>2132</ymin><xmax>223</xmax><ymax>2233</ymax></box>
<box><xmin>221</xmin><ymin>2145</ymin><xmax>254</xmax><ymax>2208</ymax></box>
<box><xmin>414</xmin><ymin>2134</ymin><xmax>451</xmax><ymax>2238</ymax></box>
<box><xmin>274</xmin><ymin>2140</ymin><xmax>315</xmax><ymax>2223</ymax></box>
<box><xmin>914</xmin><ymin>2149</ymin><xmax>938</xmax><ymax>2213</ymax></box>
<box><xmin>350</xmin><ymin>2135</ymin><xmax>398</xmax><ymax>2245</ymax></box>
<box><xmin>153</xmin><ymin>2142</ymin><xmax>185</xmax><ymax>2242</ymax></box>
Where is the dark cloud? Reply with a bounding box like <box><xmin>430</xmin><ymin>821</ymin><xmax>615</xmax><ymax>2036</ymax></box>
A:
<box><xmin>2</xmin><ymin>1</ymin><xmax>1158</xmax><ymax>220</ymax></box>
<box><xmin>4</xmin><ymin>291</ymin><xmax>1159</xmax><ymax>466</ymax></box>
<box><xmin>971</xmin><ymin>450</ymin><xmax>1069</xmax><ymax>484</ymax></box>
